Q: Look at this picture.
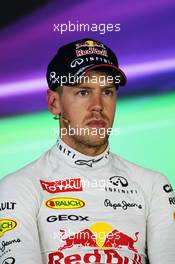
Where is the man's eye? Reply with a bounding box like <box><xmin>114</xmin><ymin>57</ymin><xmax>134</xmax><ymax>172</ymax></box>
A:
<box><xmin>103</xmin><ymin>90</ymin><xmax>114</xmax><ymax>96</ymax></box>
<box><xmin>77</xmin><ymin>90</ymin><xmax>89</xmax><ymax>96</ymax></box>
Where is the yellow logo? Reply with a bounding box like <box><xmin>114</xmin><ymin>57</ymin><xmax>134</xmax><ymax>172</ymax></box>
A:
<box><xmin>46</xmin><ymin>197</ymin><xmax>85</xmax><ymax>209</ymax></box>
<box><xmin>85</xmin><ymin>40</ymin><xmax>96</xmax><ymax>46</ymax></box>
<box><xmin>173</xmin><ymin>212</ymin><xmax>175</xmax><ymax>220</ymax></box>
<box><xmin>0</xmin><ymin>219</ymin><xmax>17</xmax><ymax>237</ymax></box>
<box><xmin>89</xmin><ymin>222</ymin><xmax>114</xmax><ymax>248</ymax></box>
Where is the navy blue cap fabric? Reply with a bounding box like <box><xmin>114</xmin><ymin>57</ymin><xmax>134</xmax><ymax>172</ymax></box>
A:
<box><xmin>46</xmin><ymin>38</ymin><xmax>127</xmax><ymax>90</ymax></box>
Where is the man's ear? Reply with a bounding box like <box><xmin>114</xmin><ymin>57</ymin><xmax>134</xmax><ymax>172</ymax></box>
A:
<box><xmin>47</xmin><ymin>89</ymin><xmax>61</xmax><ymax>115</ymax></box>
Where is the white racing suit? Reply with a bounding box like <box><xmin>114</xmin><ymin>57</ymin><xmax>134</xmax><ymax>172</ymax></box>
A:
<box><xmin>0</xmin><ymin>138</ymin><xmax>175</xmax><ymax>264</ymax></box>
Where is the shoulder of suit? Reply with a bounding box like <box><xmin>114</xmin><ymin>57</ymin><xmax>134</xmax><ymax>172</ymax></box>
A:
<box><xmin>110</xmin><ymin>151</ymin><xmax>167</xmax><ymax>186</ymax></box>
<box><xmin>0</xmin><ymin>147</ymin><xmax>53</xmax><ymax>186</ymax></box>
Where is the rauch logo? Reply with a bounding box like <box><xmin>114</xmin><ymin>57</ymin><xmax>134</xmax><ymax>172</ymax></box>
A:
<box><xmin>45</xmin><ymin>197</ymin><xmax>85</xmax><ymax>209</ymax></box>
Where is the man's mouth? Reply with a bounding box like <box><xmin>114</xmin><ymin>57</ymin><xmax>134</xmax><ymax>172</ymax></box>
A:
<box><xmin>86</xmin><ymin>119</ymin><xmax>106</xmax><ymax>128</ymax></box>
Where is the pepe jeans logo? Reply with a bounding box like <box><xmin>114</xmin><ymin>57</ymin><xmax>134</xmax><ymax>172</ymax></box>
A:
<box><xmin>0</xmin><ymin>219</ymin><xmax>17</xmax><ymax>237</ymax></box>
<box><xmin>0</xmin><ymin>238</ymin><xmax>21</xmax><ymax>253</ymax></box>
<box><xmin>45</xmin><ymin>197</ymin><xmax>85</xmax><ymax>210</ymax></box>
<box><xmin>104</xmin><ymin>199</ymin><xmax>142</xmax><ymax>211</ymax></box>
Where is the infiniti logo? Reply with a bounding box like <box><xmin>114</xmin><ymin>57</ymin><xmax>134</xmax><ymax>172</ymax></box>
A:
<box><xmin>109</xmin><ymin>176</ymin><xmax>128</xmax><ymax>187</ymax></box>
<box><xmin>70</xmin><ymin>58</ymin><xmax>84</xmax><ymax>68</ymax></box>
<box><xmin>2</xmin><ymin>257</ymin><xmax>15</xmax><ymax>264</ymax></box>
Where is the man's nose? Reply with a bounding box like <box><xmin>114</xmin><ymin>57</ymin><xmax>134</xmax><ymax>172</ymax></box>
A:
<box><xmin>89</xmin><ymin>94</ymin><xmax>103</xmax><ymax>112</ymax></box>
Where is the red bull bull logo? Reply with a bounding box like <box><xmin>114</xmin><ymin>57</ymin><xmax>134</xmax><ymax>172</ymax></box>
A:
<box><xmin>58</xmin><ymin>228</ymin><xmax>98</xmax><ymax>250</ymax></box>
<box><xmin>48</xmin><ymin>222</ymin><xmax>142</xmax><ymax>263</ymax></box>
<box><xmin>45</xmin><ymin>197</ymin><xmax>85</xmax><ymax>209</ymax></box>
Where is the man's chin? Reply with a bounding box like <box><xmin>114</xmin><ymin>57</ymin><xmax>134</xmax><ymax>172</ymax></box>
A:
<box><xmin>74</xmin><ymin>134</ymin><xmax>109</xmax><ymax>148</ymax></box>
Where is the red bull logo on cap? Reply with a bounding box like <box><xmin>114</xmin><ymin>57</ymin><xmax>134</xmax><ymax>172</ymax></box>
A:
<box><xmin>76</xmin><ymin>47</ymin><xmax>108</xmax><ymax>57</ymax></box>
<box><xmin>75</xmin><ymin>40</ymin><xmax>105</xmax><ymax>49</ymax></box>
<box><xmin>45</xmin><ymin>197</ymin><xmax>85</xmax><ymax>209</ymax></box>
<box><xmin>0</xmin><ymin>219</ymin><xmax>17</xmax><ymax>237</ymax></box>
<box><xmin>48</xmin><ymin>222</ymin><xmax>142</xmax><ymax>264</ymax></box>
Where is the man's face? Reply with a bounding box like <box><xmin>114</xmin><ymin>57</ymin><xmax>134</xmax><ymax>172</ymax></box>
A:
<box><xmin>56</xmin><ymin>70</ymin><xmax>118</xmax><ymax>147</ymax></box>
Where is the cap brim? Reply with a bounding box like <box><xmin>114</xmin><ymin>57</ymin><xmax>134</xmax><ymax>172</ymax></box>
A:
<box><xmin>83</xmin><ymin>64</ymin><xmax>127</xmax><ymax>86</ymax></box>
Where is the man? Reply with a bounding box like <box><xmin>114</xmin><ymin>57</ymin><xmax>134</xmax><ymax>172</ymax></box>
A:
<box><xmin>0</xmin><ymin>38</ymin><xmax>175</xmax><ymax>264</ymax></box>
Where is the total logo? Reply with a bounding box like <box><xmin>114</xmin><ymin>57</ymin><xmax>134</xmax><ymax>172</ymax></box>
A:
<box><xmin>0</xmin><ymin>219</ymin><xmax>17</xmax><ymax>238</ymax></box>
<box><xmin>40</xmin><ymin>178</ymin><xmax>83</xmax><ymax>194</ymax></box>
<box><xmin>45</xmin><ymin>197</ymin><xmax>85</xmax><ymax>210</ymax></box>
<box><xmin>47</xmin><ymin>215</ymin><xmax>89</xmax><ymax>222</ymax></box>
<box><xmin>105</xmin><ymin>176</ymin><xmax>138</xmax><ymax>195</ymax></box>
<box><xmin>48</xmin><ymin>222</ymin><xmax>142</xmax><ymax>264</ymax></box>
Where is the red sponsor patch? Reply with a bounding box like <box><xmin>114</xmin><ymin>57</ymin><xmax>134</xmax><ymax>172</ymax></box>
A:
<box><xmin>40</xmin><ymin>178</ymin><xmax>83</xmax><ymax>194</ymax></box>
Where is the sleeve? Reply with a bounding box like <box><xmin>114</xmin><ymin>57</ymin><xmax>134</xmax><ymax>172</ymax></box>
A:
<box><xmin>147</xmin><ymin>173</ymin><xmax>175</xmax><ymax>264</ymax></box>
<box><xmin>0</xmin><ymin>173</ymin><xmax>43</xmax><ymax>264</ymax></box>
